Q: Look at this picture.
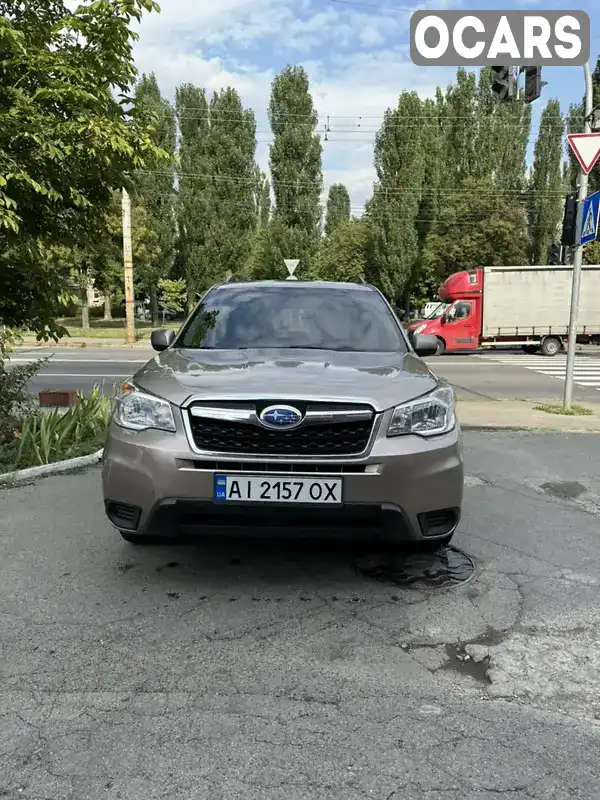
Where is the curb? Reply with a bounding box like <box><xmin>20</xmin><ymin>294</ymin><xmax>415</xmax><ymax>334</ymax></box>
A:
<box><xmin>0</xmin><ymin>449</ymin><xmax>103</xmax><ymax>486</ymax></box>
<box><xmin>461</xmin><ymin>423</ymin><xmax>600</xmax><ymax>433</ymax></box>
<box><xmin>18</xmin><ymin>341</ymin><xmax>150</xmax><ymax>349</ymax></box>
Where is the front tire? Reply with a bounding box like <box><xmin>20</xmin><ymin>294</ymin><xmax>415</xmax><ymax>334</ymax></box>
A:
<box><xmin>434</xmin><ymin>338</ymin><xmax>446</xmax><ymax>356</ymax></box>
<box><xmin>541</xmin><ymin>336</ymin><xmax>561</xmax><ymax>357</ymax></box>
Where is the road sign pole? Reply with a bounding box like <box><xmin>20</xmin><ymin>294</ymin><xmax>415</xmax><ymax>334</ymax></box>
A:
<box><xmin>564</xmin><ymin>62</ymin><xmax>593</xmax><ymax>410</ymax></box>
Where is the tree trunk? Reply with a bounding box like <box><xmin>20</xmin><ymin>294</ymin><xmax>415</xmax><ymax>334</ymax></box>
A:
<box><xmin>80</xmin><ymin>285</ymin><xmax>90</xmax><ymax>329</ymax></box>
<box><xmin>150</xmin><ymin>285</ymin><xmax>158</xmax><ymax>326</ymax></box>
<box><xmin>186</xmin><ymin>278</ymin><xmax>195</xmax><ymax>315</ymax></box>
<box><xmin>103</xmin><ymin>294</ymin><xmax>112</xmax><ymax>321</ymax></box>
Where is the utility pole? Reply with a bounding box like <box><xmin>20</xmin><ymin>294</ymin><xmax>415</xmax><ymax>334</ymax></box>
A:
<box><xmin>563</xmin><ymin>63</ymin><xmax>593</xmax><ymax>410</ymax></box>
<box><xmin>122</xmin><ymin>187</ymin><xmax>135</xmax><ymax>346</ymax></box>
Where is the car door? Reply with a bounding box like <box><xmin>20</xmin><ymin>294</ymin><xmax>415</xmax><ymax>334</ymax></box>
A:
<box><xmin>443</xmin><ymin>301</ymin><xmax>477</xmax><ymax>350</ymax></box>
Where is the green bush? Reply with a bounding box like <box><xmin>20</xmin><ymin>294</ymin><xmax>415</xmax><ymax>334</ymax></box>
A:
<box><xmin>14</xmin><ymin>387</ymin><xmax>111</xmax><ymax>468</ymax></box>
<box><xmin>0</xmin><ymin>350</ymin><xmax>46</xmax><ymax>453</ymax></box>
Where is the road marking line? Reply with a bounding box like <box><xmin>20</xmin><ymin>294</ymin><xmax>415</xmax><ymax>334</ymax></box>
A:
<box><xmin>9</xmin><ymin>358</ymin><xmax>146</xmax><ymax>364</ymax></box>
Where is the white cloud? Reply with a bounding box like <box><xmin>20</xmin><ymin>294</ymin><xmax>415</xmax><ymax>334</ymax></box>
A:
<box><xmin>132</xmin><ymin>0</ymin><xmax>458</xmax><ymax>211</ymax></box>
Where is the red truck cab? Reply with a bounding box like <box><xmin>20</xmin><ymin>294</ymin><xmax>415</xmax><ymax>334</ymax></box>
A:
<box><xmin>408</xmin><ymin>270</ymin><xmax>483</xmax><ymax>355</ymax></box>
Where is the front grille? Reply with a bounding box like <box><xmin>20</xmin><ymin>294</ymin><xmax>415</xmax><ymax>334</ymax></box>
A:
<box><xmin>190</xmin><ymin>460</ymin><xmax>368</xmax><ymax>473</ymax></box>
<box><xmin>187</xmin><ymin>413</ymin><xmax>374</xmax><ymax>456</ymax></box>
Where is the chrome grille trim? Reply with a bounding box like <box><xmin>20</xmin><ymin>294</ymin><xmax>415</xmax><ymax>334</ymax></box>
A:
<box><xmin>187</xmin><ymin>404</ymin><xmax>373</xmax><ymax>425</ymax></box>
<box><xmin>180</xmin><ymin>398</ymin><xmax>380</xmax><ymax>459</ymax></box>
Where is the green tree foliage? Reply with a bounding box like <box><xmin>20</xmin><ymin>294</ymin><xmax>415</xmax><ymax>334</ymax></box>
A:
<box><xmin>0</xmin><ymin>0</ymin><xmax>163</xmax><ymax>339</ymax></box>
<box><xmin>421</xmin><ymin>177</ymin><xmax>529</xmax><ymax>279</ymax></box>
<box><xmin>131</xmin><ymin>73</ymin><xmax>177</xmax><ymax>322</ymax></box>
<box><xmin>410</xmin><ymin>94</ymin><xmax>445</xmax><ymax>308</ymax></box>
<box><xmin>175</xmin><ymin>84</ymin><xmax>211</xmax><ymax>307</ymax></box>
<box><xmin>444</xmin><ymin>69</ymin><xmax>478</xmax><ymax>181</ymax></box>
<box><xmin>158</xmin><ymin>278</ymin><xmax>187</xmax><ymax>312</ymax></box>
<box><xmin>325</xmin><ymin>184</ymin><xmax>351</xmax><ymax>235</ymax></box>
<box><xmin>368</xmin><ymin>92</ymin><xmax>427</xmax><ymax>301</ymax></box>
<box><xmin>528</xmin><ymin>100</ymin><xmax>564</xmax><ymax>264</ymax></box>
<box><xmin>412</xmin><ymin>67</ymin><xmax>531</xmax><ymax>296</ymax></box>
<box><xmin>205</xmin><ymin>88</ymin><xmax>257</xmax><ymax>281</ymax></box>
<box><xmin>311</xmin><ymin>219</ymin><xmax>370</xmax><ymax>282</ymax></box>
<box><xmin>267</xmin><ymin>65</ymin><xmax>323</xmax><ymax>278</ymax></box>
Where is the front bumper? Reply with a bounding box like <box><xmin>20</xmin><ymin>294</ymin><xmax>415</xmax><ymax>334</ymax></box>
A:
<box><xmin>102</xmin><ymin>413</ymin><xmax>463</xmax><ymax>542</ymax></box>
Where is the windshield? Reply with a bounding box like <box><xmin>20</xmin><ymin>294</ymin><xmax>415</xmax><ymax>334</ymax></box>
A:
<box><xmin>426</xmin><ymin>303</ymin><xmax>446</xmax><ymax>320</ymax></box>
<box><xmin>177</xmin><ymin>284</ymin><xmax>406</xmax><ymax>353</ymax></box>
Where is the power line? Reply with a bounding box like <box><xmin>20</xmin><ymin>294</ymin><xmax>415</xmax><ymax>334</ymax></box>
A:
<box><xmin>133</xmin><ymin>170</ymin><xmax>570</xmax><ymax>196</ymax></box>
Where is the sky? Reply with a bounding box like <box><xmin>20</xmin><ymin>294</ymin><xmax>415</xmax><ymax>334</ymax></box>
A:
<box><xmin>131</xmin><ymin>0</ymin><xmax>600</xmax><ymax>214</ymax></box>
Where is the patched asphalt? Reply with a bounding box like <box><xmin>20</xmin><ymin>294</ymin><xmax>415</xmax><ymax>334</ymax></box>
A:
<box><xmin>1</xmin><ymin>431</ymin><xmax>600</xmax><ymax>799</ymax></box>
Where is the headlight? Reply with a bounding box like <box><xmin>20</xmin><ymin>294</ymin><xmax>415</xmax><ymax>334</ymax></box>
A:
<box><xmin>113</xmin><ymin>382</ymin><xmax>176</xmax><ymax>432</ymax></box>
<box><xmin>387</xmin><ymin>386</ymin><xmax>455</xmax><ymax>438</ymax></box>
<box><xmin>414</xmin><ymin>323</ymin><xmax>427</xmax><ymax>334</ymax></box>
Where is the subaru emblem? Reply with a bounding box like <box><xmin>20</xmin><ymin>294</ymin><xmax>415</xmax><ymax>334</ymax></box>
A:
<box><xmin>259</xmin><ymin>405</ymin><xmax>303</xmax><ymax>430</ymax></box>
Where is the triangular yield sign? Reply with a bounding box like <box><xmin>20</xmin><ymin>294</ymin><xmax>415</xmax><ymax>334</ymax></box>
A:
<box><xmin>284</xmin><ymin>259</ymin><xmax>299</xmax><ymax>276</ymax></box>
<box><xmin>582</xmin><ymin>203</ymin><xmax>596</xmax><ymax>239</ymax></box>
<box><xmin>567</xmin><ymin>133</ymin><xmax>600</xmax><ymax>175</ymax></box>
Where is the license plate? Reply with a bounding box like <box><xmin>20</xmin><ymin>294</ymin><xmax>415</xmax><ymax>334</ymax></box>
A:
<box><xmin>213</xmin><ymin>474</ymin><xmax>342</xmax><ymax>504</ymax></box>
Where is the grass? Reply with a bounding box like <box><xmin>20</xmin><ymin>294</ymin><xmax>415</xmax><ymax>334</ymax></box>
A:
<box><xmin>23</xmin><ymin>317</ymin><xmax>181</xmax><ymax>341</ymax></box>
<box><xmin>534</xmin><ymin>402</ymin><xmax>594</xmax><ymax>417</ymax></box>
<box><xmin>0</xmin><ymin>388</ymin><xmax>111</xmax><ymax>474</ymax></box>
<box><xmin>0</xmin><ymin>429</ymin><xmax>105</xmax><ymax>475</ymax></box>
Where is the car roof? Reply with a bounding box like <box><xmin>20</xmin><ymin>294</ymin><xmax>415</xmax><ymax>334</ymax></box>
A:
<box><xmin>211</xmin><ymin>280</ymin><xmax>376</xmax><ymax>292</ymax></box>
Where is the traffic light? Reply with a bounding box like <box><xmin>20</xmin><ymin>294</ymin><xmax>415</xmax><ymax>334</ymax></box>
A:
<box><xmin>548</xmin><ymin>244</ymin><xmax>562</xmax><ymax>265</ymax></box>
<box><xmin>561</xmin><ymin>192</ymin><xmax>578</xmax><ymax>247</ymax></box>
<box><xmin>523</xmin><ymin>67</ymin><xmax>543</xmax><ymax>104</ymax></box>
<box><xmin>490</xmin><ymin>66</ymin><xmax>513</xmax><ymax>101</ymax></box>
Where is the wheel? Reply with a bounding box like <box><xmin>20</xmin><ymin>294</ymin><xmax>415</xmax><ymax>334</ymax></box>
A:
<box><xmin>522</xmin><ymin>345</ymin><xmax>539</xmax><ymax>355</ymax></box>
<box><xmin>434</xmin><ymin>338</ymin><xmax>446</xmax><ymax>356</ymax></box>
<box><xmin>540</xmin><ymin>337</ymin><xmax>561</xmax><ymax>357</ymax></box>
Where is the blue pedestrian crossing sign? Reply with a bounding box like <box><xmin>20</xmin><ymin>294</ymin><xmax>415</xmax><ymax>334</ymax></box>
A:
<box><xmin>580</xmin><ymin>190</ymin><xmax>600</xmax><ymax>245</ymax></box>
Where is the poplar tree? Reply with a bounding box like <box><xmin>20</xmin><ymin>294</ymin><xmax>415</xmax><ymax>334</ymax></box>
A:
<box><xmin>325</xmin><ymin>184</ymin><xmax>351</xmax><ymax>235</ymax></box>
<box><xmin>368</xmin><ymin>92</ymin><xmax>427</xmax><ymax>301</ymax></box>
<box><xmin>132</xmin><ymin>73</ymin><xmax>177</xmax><ymax>322</ymax></box>
<box><xmin>175</xmin><ymin>84</ymin><xmax>211</xmax><ymax>308</ymax></box>
<box><xmin>267</xmin><ymin>65</ymin><xmax>323</xmax><ymax>278</ymax></box>
<box><xmin>206</xmin><ymin>87</ymin><xmax>257</xmax><ymax>281</ymax></box>
<box><xmin>529</xmin><ymin>99</ymin><xmax>564</xmax><ymax>264</ymax></box>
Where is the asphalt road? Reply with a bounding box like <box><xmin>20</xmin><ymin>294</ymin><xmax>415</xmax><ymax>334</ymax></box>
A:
<box><xmin>2</xmin><ymin>431</ymin><xmax>600</xmax><ymax>798</ymax></box>
<box><xmin>10</xmin><ymin>345</ymin><xmax>600</xmax><ymax>402</ymax></box>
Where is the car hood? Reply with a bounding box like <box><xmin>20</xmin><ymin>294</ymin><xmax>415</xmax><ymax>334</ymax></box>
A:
<box><xmin>132</xmin><ymin>348</ymin><xmax>439</xmax><ymax>412</ymax></box>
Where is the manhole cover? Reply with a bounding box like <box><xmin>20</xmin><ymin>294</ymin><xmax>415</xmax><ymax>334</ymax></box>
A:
<box><xmin>355</xmin><ymin>546</ymin><xmax>474</xmax><ymax>589</ymax></box>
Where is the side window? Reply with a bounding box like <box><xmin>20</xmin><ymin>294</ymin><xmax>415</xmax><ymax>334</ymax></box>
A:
<box><xmin>454</xmin><ymin>302</ymin><xmax>471</xmax><ymax>321</ymax></box>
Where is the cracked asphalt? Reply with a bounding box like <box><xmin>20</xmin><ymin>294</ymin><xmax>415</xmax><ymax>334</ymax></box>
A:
<box><xmin>1</xmin><ymin>431</ymin><xmax>600</xmax><ymax>799</ymax></box>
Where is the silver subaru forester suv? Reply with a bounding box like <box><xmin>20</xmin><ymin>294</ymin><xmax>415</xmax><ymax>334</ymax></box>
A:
<box><xmin>102</xmin><ymin>280</ymin><xmax>463</xmax><ymax>546</ymax></box>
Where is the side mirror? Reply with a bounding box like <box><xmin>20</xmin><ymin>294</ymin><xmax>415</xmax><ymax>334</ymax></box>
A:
<box><xmin>409</xmin><ymin>332</ymin><xmax>439</xmax><ymax>358</ymax></box>
<box><xmin>151</xmin><ymin>329</ymin><xmax>175</xmax><ymax>352</ymax></box>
